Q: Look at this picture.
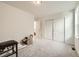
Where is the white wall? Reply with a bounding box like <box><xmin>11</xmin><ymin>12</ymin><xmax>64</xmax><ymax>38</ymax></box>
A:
<box><xmin>65</xmin><ymin>12</ymin><xmax>74</xmax><ymax>45</ymax></box>
<box><xmin>40</xmin><ymin>11</ymin><xmax>74</xmax><ymax>45</ymax></box>
<box><xmin>75</xmin><ymin>6</ymin><xmax>79</xmax><ymax>55</ymax></box>
<box><xmin>0</xmin><ymin>2</ymin><xmax>34</xmax><ymax>42</ymax></box>
<box><xmin>34</xmin><ymin>20</ymin><xmax>41</xmax><ymax>39</ymax></box>
<box><xmin>40</xmin><ymin>12</ymin><xmax>66</xmax><ymax>40</ymax></box>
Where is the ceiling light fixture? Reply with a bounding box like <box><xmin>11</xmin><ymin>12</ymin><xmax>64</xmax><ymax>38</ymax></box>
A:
<box><xmin>33</xmin><ymin>1</ymin><xmax>41</xmax><ymax>5</ymax></box>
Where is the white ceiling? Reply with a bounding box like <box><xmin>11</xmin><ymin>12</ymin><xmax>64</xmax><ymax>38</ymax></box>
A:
<box><xmin>2</xmin><ymin>1</ymin><xmax>77</xmax><ymax>19</ymax></box>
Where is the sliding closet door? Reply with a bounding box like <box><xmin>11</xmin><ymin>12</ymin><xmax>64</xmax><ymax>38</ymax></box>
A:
<box><xmin>53</xmin><ymin>18</ymin><xmax>64</xmax><ymax>42</ymax></box>
<box><xmin>44</xmin><ymin>20</ymin><xmax>53</xmax><ymax>40</ymax></box>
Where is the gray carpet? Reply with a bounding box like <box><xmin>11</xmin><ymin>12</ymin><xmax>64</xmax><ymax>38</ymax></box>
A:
<box><xmin>10</xmin><ymin>39</ymin><xmax>78</xmax><ymax>57</ymax></box>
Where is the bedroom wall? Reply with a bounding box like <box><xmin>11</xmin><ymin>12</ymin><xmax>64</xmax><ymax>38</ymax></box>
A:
<box><xmin>40</xmin><ymin>12</ymin><xmax>65</xmax><ymax>40</ymax></box>
<box><xmin>0</xmin><ymin>2</ymin><xmax>34</xmax><ymax>43</ymax></box>
<box><xmin>65</xmin><ymin>11</ymin><xmax>74</xmax><ymax>45</ymax></box>
<box><xmin>34</xmin><ymin>20</ymin><xmax>41</xmax><ymax>39</ymax></box>
<box><xmin>75</xmin><ymin>5</ymin><xmax>79</xmax><ymax>55</ymax></box>
<box><xmin>40</xmin><ymin>10</ymin><xmax>74</xmax><ymax>45</ymax></box>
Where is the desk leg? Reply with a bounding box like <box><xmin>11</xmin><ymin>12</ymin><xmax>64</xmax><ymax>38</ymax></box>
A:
<box><xmin>16</xmin><ymin>44</ymin><xmax>18</xmax><ymax>57</ymax></box>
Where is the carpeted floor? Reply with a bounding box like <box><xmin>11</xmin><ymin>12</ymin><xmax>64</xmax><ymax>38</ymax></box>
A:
<box><xmin>10</xmin><ymin>39</ymin><xmax>78</xmax><ymax>57</ymax></box>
